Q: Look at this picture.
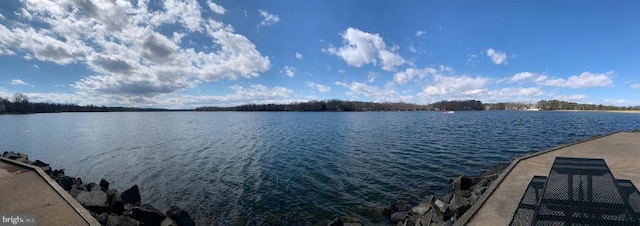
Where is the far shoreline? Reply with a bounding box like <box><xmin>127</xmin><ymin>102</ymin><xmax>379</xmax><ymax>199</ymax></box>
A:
<box><xmin>553</xmin><ymin>110</ymin><xmax>640</xmax><ymax>114</ymax></box>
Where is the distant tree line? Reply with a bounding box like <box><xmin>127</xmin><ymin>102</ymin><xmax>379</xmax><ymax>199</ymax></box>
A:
<box><xmin>430</xmin><ymin>100</ymin><xmax>484</xmax><ymax>111</ymax></box>
<box><xmin>535</xmin><ymin>100</ymin><xmax>640</xmax><ymax>111</ymax></box>
<box><xmin>484</xmin><ymin>102</ymin><xmax>533</xmax><ymax>110</ymax></box>
<box><xmin>0</xmin><ymin>93</ymin><xmax>171</xmax><ymax>114</ymax></box>
<box><xmin>197</xmin><ymin>100</ymin><xmax>431</xmax><ymax>111</ymax></box>
<box><xmin>196</xmin><ymin>100</ymin><xmax>486</xmax><ymax>112</ymax></box>
<box><xmin>4</xmin><ymin>93</ymin><xmax>638</xmax><ymax>114</ymax></box>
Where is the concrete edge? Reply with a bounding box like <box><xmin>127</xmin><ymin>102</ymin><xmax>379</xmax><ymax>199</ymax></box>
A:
<box><xmin>0</xmin><ymin>156</ymin><xmax>100</xmax><ymax>226</ymax></box>
<box><xmin>453</xmin><ymin>131</ymin><xmax>621</xmax><ymax>226</ymax></box>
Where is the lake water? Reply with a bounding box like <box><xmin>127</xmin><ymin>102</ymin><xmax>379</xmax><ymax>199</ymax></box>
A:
<box><xmin>1</xmin><ymin>111</ymin><xmax>639</xmax><ymax>225</ymax></box>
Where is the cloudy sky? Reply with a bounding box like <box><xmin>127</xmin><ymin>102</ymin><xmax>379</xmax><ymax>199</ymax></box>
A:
<box><xmin>1</xmin><ymin>0</ymin><xmax>639</xmax><ymax>108</ymax></box>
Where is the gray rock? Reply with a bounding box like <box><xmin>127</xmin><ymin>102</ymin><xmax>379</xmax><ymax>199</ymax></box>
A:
<box><xmin>390</xmin><ymin>211</ymin><xmax>409</xmax><ymax>224</ymax></box>
<box><xmin>100</xmin><ymin>178</ymin><xmax>110</xmax><ymax>191</ymax></box>
<box><xmin>121</xmin><ymin>185</ymin><xmax>141</xmax><ymax>204</ymax></box>
<box><xmin>161</xmin><ymin>218</ymin><xmax>178</xmax><ymax>226</ymax></box>
<box><xmin>475</xmin><ymin>178</ymin><xmax>488</xmax><ymax>188</ymax></box>
<box><xmin>432</xmin><ymin>215</ymin><xmax>443</xmax><ymax>223</ymax></box>
<box><xmin>451</xmin><ymin>175</ymin><xmax>473</xmax><ymax>191</ymax></box>
<box><xmin>328</xmin><ymin>217</ymin><xmax>343</xmax><ymax>226</ymax></box>
<box><xmin>448</xmin><ymin>194</ymin><xmax>471</xmax><ymax>216</ymax></box>
<box><xmin>422</xmin><ymin>195</ymin><xmax>436</xmax><ymax>204</ymax></box>
<box><xmin>86</xmin><ymin>182</ymin><xmax>101</xmax><ymax>192</ymax></box>
<box><xmin>419</xmin><ymin>211</ymin><xmax>433</xmax><ymax>226</ymax></box>
<box><xmin>17</xmin><ymin>153</ymin><xmax>28</xmax><ymax>159</ymax></box>
<box><xmin>166</xmin><ymin>206</ymin><xmax>195</xmax><ymax>226</ymax></box>
<box><xmin>344</xmin><ymin>223</ymin><xmax>362</xmax><ymax>226</ymax></box>
<box><xmin>69</xmin><ymin>187</ymin><xmax>83</xmax><ymax>198</ymax></box>
<box><xmin>456</xmin><ymin>190</ymin><xmax>472</xmax><ymax>198</ymax></box>
<box><xmin>106</xmin><ymin>190</ymin><xmax>118</xmax><ymax>202</ymax></box>
<box><xmin>33</xmin><ymin>160</ymin><xmax>48</xmax><ymax>167</ymax></box>
<box><xmin>107</xmin><ymin>214</ymin><xmax>140</xmax><ymax>226</ymax></box>
<box><xmin>73</xmin><ymin>178</ymin><xmax>84</xmax><ymax>189</ymax></box>
<box><xmin>484</xmin><ymin>174</ymin><xmax>499</xmax><ymax>182</ymax></box>
<box><xmin>75</xmin><ymin>190</ymin><xmax>107</xmax><ymax>210</ymax></box>
<box><xmin>441</xmin><ymin>193</ymin><xmax>452</xmax><ymax>203</ymax></box>
<box><xmin>132</xmin><ymin>204</ymin><xmax>166</xmax><ymax>226</ymax></box>
<box><xmin>96</xmin><ymin>213</ymin><xmax>108</xmax><ymax>225</ymax></box>
<box><xmin>108</xmin><ymin>191</ymin><xmax>124</xmax><ymax>215</ymax></box>
<box><xmin>55</xmin><ymin>176</ymin><xmax>74</xmax><ymax>191</ymax></box>
<box><xmin>52</xmin><ymin>169</ymin><xmax>65</xmax><ymax>178</ymax></box>
<box><xmin>444</xmin><ymin>219</ymin><xmax>454</xmax><ymax>226</ymax></box>
<box><xmin>408</xmin><ymin>215</ymin><xmax>420</xmax><ymax>226</ymax></box>
<box><xmin>411</xmin><ymin>202</ymin><xmax>432</xmax><ymax>216</ymax></box>
<box><xmin>2</xmin><ymin>151</ymin><xmax>15</xmax><ymax>159</ymax></box>
<box><xmin>469</xmin><ymin>193</ymin><xmax>480</xmax><ymax>205</ymax></box>
<box><xmin>433</xmin><ymin>200</ymin><xmax>449</xmax><ymax>213</ymax></box>
<box><xmin>473</xmin><ymin>186</ymin><xmax>486</xmax><ymax>196</ymax></box>
<box><xmin>383</xmin><ymin>203</ymin><xmax>399</xmax><ymax>216</ymax></box>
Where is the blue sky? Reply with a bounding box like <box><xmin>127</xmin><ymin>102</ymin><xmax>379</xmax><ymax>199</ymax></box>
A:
<box><xmin>0</xmin><ymin>0</ymin><xmax>639</xmax><ymax>108</ymax></box>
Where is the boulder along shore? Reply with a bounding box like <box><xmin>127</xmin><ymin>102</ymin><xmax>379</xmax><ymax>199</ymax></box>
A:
<box><xmin>326</xmin><ymin>164</ymin><xmax>507</xmax><ymax>226</ymax></box>
<box><xmin>2</xmin><ymin>151</ymin><xmax>195</xmax><ymax>226</ymax></box>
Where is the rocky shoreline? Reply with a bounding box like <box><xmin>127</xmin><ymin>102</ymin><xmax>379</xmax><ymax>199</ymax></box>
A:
<box><xmin>327</xmin><ymin>164</ymin><xmax>507</xmax><ymax>226</ymax></box>
<box><xmin>3</xmin><ymin>151</ymin><xmax>506</xmax><ymax>226</ymax></box>
<box><xmin>2</xmin><ymin>151</ymin><xmax>195</xmax><ymax>226</ymax></box>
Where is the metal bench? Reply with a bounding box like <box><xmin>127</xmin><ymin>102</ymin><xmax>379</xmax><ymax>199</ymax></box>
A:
<box><xmin>510</xmin><ymin>157</ymin><xmax>640</xmax><ymax>225</ymax></box>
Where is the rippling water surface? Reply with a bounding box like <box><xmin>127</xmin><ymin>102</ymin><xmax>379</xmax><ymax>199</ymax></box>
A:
<box><xmin>1</xmin><ymin>111</ymin><xmax>639</xmax><ymax>225</ymax></box>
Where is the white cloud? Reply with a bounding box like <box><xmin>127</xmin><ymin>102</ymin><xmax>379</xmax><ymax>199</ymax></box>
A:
<box><xmin>467</xmin><ymin>87</ymin><xmax>547</xmax><ymax>103</ymax></box>
<box><xmin>0</xmin><ymin>13</ymin><xmax>5</xmax><ymax>20</ymax></box>
<box><xmin>415</xmin><ymin>30</ymin><xmax>426</xmax><ymax>37</ymax></box>
<box><xmin>0</xmin><ymin>87</ymin><xmax>10</xmax><ymax>98</ymax></box>
<box><xmin>466</xmin><ymin>54</ymin><xmax>478</xmax><ymax>67</ymax></box>
<box><xmin>486</xmin><ymin>48</ymin><xmax>508</xmax><ymax>65</ymax></box>
<box><xmin>164</xmin><ymin>0</ymin><xmax>205</xmax><ymax>32</ymax></box>
<box><xmin>486</xmin><ymin>87</ymin><xmax>545</xmax><ymax>98</ymax></box>
<box><xmin>0</xmin><ymin>0</ymin><xmax>271</xmax><ymax>100</ymax></box>
<box><xmin>10</xmin><ymin>79</ymin><xmax>30</xmax><ymax>86</ymax></box>
<box><xmin>40</xmin><ymin>84</ymin><xmax>291</xmax><ymax>108</ymax></box>
<box><xmin>259</xmin><ymin>10</ymin><xmax>280</xmax><ymax>26</ymax></box>
<box><xmin>510</xmin><ymin>72</ymin><xmax>535</xmax><ymax>82</ymax></box>
<box><xmin>281</xmin><ymin>66</ymin><xmax>295</xmax><ymax>77</ymax></box>
<box><xmin>306</xmin><ymin>82</ymin><xmax>331</xmax><ymax>93</ymax></box>
<box><xmin>603</xmin><ymin>99</ymin><xmax>640</xmax><ymax>107</ymax></box>
<box><xmin>631</xmin><ymin>83</ymin><xmax>640</xmax><ymax>89</ymax></box>
<box><xmin>32</xmin><ymin>64</ymin><xmax>39</xmax><ymax>69</ymax></box>
<box><xmin>419</xmin><ymin>74</ymin><xmax>491</xmax><ymax>97</ymax></box>
<box><xmin>163</xmin><ymin>84</ymin><xmax>293</xmax><ymax>107</ymax></box>
<box><xmin>534</xmin><ymin>75</ymin><xmax>548</xmax><ymax>83</ymax></box>
<box><xmin>394</xmin><ymin>67</ymin><xmax>438</xmax><ymax>84</ymax></box>
<box><xmin>334</xmin><ymin>81</ymin><xmax>413</xmax><ymax>102</ymax></box>
<box><xmin>206</xmin><ymin>0</ymin><xmax>226</xmax><ymax>15</ymax></box>
<box><xmin>295</xmin><ymin>52</ymin><xmax>303</xmax><ymax>60</ymax></box>
<box><xmin>407</xmin><ymin>44</ymin><xmax>417</xmax><ymax>53</ymax></box>
<box><xmin>326</xmin><ymin>27</ymin><xmax>405</xmax><ymax>71</ymax></box>
<box><xmin>366</xmin><ymin>71</ymin><xmax>377</xmax><ymax>83</ymax></box>
<box><xmin>553</xmin><ymin>94</ymin><xmax>588</xmax><ymax>101</ymax></box>
<box><xmin>538</xmin><ymin>71</ymin><xmax>614</xmax><ymax>88</ymax></box>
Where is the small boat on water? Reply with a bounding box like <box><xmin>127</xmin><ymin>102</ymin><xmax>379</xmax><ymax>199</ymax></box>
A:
<box><xmin>443</xmin><ymin>110</ymin><xmax>454</xmax><ymax>114</ymax></box>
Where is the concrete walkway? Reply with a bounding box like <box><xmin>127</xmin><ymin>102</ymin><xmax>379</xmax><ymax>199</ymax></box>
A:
<box><xmin>0</xmin><ymin>157</ymin><xmax>99</xmax><ymax>226</ymax></box>
<box><xmin>461</xmin><ymin>132</ymin><xmax>640</xmax><ymax>225</ymax></box>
